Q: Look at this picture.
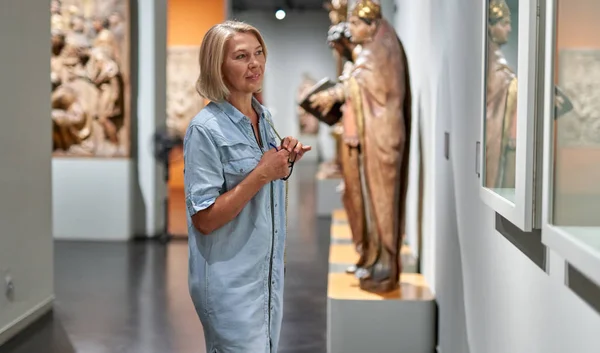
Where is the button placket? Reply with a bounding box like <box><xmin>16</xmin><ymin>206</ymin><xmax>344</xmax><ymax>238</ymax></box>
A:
<box><xmin>243</xmin><ymin>118</ymin><xmax>264</xmax><ymax>155</ymax></box>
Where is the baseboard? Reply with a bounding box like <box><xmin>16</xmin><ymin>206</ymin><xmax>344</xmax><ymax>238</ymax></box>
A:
<box><xmin>0</xmin><ymin>296</ymin><xmax>54</xmax><ymax>346</ymax></box>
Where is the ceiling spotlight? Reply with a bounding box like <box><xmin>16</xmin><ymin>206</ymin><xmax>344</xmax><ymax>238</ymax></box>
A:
<box><xmin>275</xmin><ymin>9</ymin><xmax>286</xmax><ymax>20</ymax></box>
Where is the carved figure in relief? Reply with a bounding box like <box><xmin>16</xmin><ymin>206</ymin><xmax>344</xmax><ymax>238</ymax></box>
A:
<box><xmin>50</xmin><ymin>0</ymin><xmax>129</xmax><ymax>157</ymax></box>
<box><xmin>167</xmin><ymin>47</ymin><xmax>206</xmax><ymax>140</ymax></box>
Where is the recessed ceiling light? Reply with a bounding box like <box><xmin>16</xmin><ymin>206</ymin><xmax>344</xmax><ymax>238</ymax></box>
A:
<box><xmin>275</xmin><ymin>9</ymin><xmax>286</xmax><ymax>20</ymax></box>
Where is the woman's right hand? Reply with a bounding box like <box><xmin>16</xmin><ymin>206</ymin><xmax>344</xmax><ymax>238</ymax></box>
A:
<box><xmin>255</xmin><ymin>148</ymin><xmax>290</xmax><ymax>183</ymax></box>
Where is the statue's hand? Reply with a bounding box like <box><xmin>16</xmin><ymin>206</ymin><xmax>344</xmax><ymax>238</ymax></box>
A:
<box><xmin>52</xmin><ymin>109</ymin><xmax>67</xmax><ymax>124</ymax></box>
<box><xmin>344</xmin><ymin>135</ymin><xmax>360</xmax><ymax>148</ymax></box>
<box><xmin>309</xmin><ymin>91</ymin><xmax>335</xmax><ymax>115</ymax></box>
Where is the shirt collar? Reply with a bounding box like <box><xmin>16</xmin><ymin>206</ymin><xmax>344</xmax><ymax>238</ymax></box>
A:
<box><xmin>214</xmin><ymin>96</ymin><xmax>266</xmax><ymax>124</ymax></box>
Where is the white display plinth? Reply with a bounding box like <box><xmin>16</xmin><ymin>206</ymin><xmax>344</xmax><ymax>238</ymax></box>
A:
<box><xmin>327</xmin><ymin>209</ymin><xmax>437</xmax><ymax>353</ymax></box>
<box><xmin>327</xmin><ymin>273</ymin><xmax>437</xmax><ymax>353</ymax></box>
<box><xmin>52</xmin><ymin>158</ymin><xmax>133</xmax><ymax>241</ymax></box>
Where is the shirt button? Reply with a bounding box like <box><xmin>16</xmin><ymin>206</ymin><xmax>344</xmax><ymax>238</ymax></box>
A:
<box><xmin>275</xmin><ymin>230</ymin><xmax>278</xmax><ymax>233</ymax></box>
<box><xmin>239</xmin><ymin>168</ymin><xmax>243</xmax><ymax>172</ymax></box>
<box><xmin>275</xmin><ymin>203</ymin><xmax>278</xmax><ymax>207</ymax></box>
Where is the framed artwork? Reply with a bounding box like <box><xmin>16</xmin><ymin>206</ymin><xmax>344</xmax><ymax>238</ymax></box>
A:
<box><xmin>541</xmin><ymin>0</ymin><xmax>600</xmax><ymax>285</ymax></box>
<box><xmin>50</xmin><ymin>0</ymin><xmax>130</xmax><ymax>157</ymax></box>
<box><xmin>479</xmin><ymin>0</ymin><xmax>540</xmax><ymax>231</ymax></box>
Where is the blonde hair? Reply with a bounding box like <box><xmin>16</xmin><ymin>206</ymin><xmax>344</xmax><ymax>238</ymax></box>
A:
<box><xmin>196</xmin><ymin>20</ymin><xmax>268</xmax><ymax>102</ymax></box>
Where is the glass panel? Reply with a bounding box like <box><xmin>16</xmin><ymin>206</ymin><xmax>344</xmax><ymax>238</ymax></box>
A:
<box><xmin>552</xmin><ymin>0</ymin><xmax>600</xmax><ymax>238</ymax></box>
<box><xmin>484</xmin><ymin>0</ymin><xmax>519</xmax><ymax>199</ymax></box>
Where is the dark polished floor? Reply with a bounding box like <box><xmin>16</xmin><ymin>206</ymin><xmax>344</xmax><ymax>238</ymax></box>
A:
<box><xmin>0</xmin><ymin>162</ymin><xmax>331</xmax><ymax>353</ymax></box>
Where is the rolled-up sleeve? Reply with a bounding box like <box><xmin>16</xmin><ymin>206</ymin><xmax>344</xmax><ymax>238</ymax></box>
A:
<box><xmin>183</xmin><ymin>124</ymin><xmax>224</xmax><ymax>216</ymax></box>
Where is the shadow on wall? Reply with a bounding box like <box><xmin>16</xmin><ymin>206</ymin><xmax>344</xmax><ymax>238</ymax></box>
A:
<box><xmin>434</xmin><ymin>48</ymin><xmax>471</xmax><ymax>353</ymax></box>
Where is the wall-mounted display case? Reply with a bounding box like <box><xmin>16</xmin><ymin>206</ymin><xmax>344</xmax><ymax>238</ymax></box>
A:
<box><xmin>541</xmin><ymin>0</ymin><xmax>600</xmax><ymax>285</ymax></box>
<box><xmin>480</xmin><ymin>0</ymin><xmax>540</xmax><ymax>231</ymax></box>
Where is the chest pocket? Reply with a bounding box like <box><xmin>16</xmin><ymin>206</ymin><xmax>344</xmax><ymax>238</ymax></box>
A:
<box><xmin>221</xmin><ymin>137</ymin><xmax>260</xmax><ymax>192</ymax></box>
<box><xmin>214</xmin><ymin>121</ymin><xmax>272</xmax><ymax>191</ymax></box>
<box><xmin>223</xmin><ymin>156</ymin><xmax>259</xmax><ymax>190</ymax></box>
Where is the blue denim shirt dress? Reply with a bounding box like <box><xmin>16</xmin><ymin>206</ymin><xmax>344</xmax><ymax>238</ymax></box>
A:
<box><xmin>183</xmin><ymin>97</ymin><xmax>286</xmax><ymax>353</ymax></box>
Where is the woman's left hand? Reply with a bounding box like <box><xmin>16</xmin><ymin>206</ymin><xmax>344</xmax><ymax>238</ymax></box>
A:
<box><xmin>281</xmin><ymin>136</ymin><xmax>312</xmax><ymax>162</ymax></box>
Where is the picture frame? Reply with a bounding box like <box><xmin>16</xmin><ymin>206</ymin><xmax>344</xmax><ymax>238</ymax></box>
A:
<box><xmin>479</xmin><ymin>0</ymin><xmax>540</xmax><ymax>231</ymax></box>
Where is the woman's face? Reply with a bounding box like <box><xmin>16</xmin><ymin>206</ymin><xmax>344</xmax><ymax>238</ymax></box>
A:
<box><xmin>222</xmin><ymin>32</ymin><xmax>265</xmax><ymax>96</ymax></box>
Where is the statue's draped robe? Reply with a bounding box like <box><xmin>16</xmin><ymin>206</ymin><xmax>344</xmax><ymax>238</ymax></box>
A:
<box><xmin>341</xmin><ymin>19</ymin><xmax>412</xmax><ymax>291</ymax></box>
<box><xmin>486</xmin><ymin>49</ymin><xmax>517</xmax><ymax>189</ymax></box>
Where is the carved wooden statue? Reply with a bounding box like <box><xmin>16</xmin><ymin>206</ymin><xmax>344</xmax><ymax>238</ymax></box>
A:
<box><xmin>309</xmin><ymin>0</ymin><xmax>353</xmax><ymax>179</ymax></box>
<box><xmin>310</xmin><ymin>0</ymin><xmax>412</xmax><ymax>293</ymax></box>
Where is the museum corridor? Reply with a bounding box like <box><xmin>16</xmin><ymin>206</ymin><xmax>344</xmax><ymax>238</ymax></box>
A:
<box><xmin>0</xmin><ymin>164</ymin><xmax>331</xmax><ymax>353</ymax></box>
<box><xmin>3</xmin><ymin>0</ymin><xmax>600</xmax><ymax>352</ymax></box>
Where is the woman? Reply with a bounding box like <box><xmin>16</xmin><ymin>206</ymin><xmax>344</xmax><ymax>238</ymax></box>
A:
<box><xmin>184</xmin><ymin>20</ymin><xmax>311</xmax><ymax>353</ymax></box>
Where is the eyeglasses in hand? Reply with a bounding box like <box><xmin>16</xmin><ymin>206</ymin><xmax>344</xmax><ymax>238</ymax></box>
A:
<box><xmin>270</xmin><ymin>142</ymin><xmax>296</xmax><ymax>181</ymax></box>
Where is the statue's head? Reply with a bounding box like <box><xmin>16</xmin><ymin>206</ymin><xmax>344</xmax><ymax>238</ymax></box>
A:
<box><xmin>52</xmin><ymin>86</ymin><xmax>77</xmax><ymax>109</ymax></box>
<box><xmin>51</xmin><ymin>0</ymin><xmax>61</xmax><ymax>14</ymax></box>
<box><xmin>70</xmin><ymin>15</ymin><xmax>85</xmax><ymax>33</ymax></box>
<box><xmin>109</xmin><ymin>12</ymin><xmax>121</xmax><ymax>28</ymax></box>
<box><xmin>324</xmin><ymin>0</ymin><xmax>348</xmax><ymax>25</ymax></box>
<box><xmin>488</xmin><ymin>0</ymin><xmax>512</xmax><ymax>45</ymax></box>
<box><xmin>51</xmin><ymin>30</ymin><xmax>65</xmax><ymax>55</ymax></box>
<box><xmin>347</xmin><ymin>0</ymin><xmax>381</xmax><ymax>44</ymax></box>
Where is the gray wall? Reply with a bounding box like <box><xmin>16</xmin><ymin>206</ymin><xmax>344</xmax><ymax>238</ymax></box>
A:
<box><xmin>0</xmin><ymin>0</ymin><xmax>54</xmax><ymax>344</ymax></box>
<box><xmin>395</xmin><ymin>0</ymin><xmax>600</xmax><ymax>352</ymax></box>
<box><xmin>231</xmin><ymin>10</ymin><xmax>338</xmax><ymax>162</ymax></box>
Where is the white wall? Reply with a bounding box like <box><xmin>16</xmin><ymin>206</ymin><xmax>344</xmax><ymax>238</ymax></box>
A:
<box><xmin>136</xmin><ymin>0</ymin><xmax>167</xmax><ymax>237</ymax></box>
<box><xmin>53</xmin><ymin>159</ymin><xmax>133</xmax><ymax>241</ymax></box>
<box><xmin>231</xmin><ymin>10</ymin><xmax>338</xmax><ymax>162</ymax></box>
<box><xmin>395</xmin><ymin>0</ymin><xmax>600</xmax><ymax>352</ymax></box>
<box><xmin>0</xmin><ymin>0</ymin><xmax>54</xmax><ymax>345</ymax></box>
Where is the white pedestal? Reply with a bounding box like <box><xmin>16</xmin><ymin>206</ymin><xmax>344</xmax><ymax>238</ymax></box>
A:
<box><xmin>52</xmin><ymin>158</ymin><xmax>133</xmax><ymax>241</ymax></box>
<box><xmin>327</xmin><ymin>209</ymin><xmax>437</xmax><ymax>353</ymax></box>
<box><xmin>327</xmin><ymin>274</ymin><xmax>437</xmax><ymax>353</ymax></box>
<box><xmin>317</xmin><ymin>177</ymin><xmax>343</xmax><ymax>217</ymax></box>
